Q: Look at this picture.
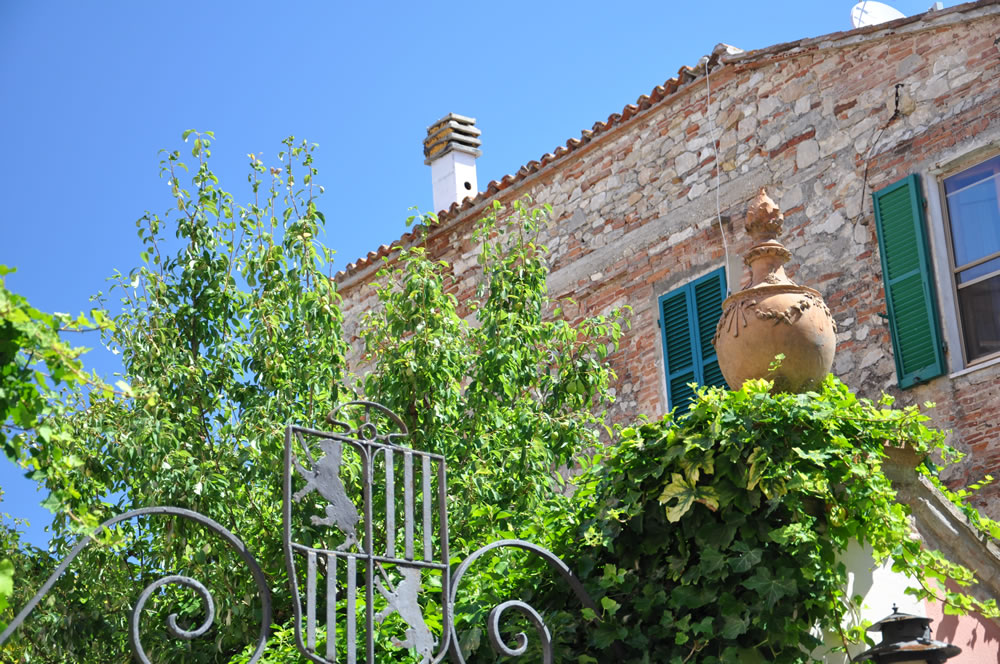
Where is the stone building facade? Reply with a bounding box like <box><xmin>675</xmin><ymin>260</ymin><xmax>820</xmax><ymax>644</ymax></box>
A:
<box><xmin>337</xmin><ymin>3</ymin><xmax>1000</xmax><ymax>657</ymax></box>
<box><xmin>340</xmin><ymin>0</ymin><xmax>1000</xmax><ymax>518</ymax></box>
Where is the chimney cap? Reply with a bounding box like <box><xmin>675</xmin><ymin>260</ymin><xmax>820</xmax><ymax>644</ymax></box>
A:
<box><xmin>424</xmin><ymin>113</ymin><xmax>482</xmax><ymax>163</ymax></box>
<box><xmin>425</xmin><ymin>119</ymin><xmax>482</xmax><ymax>142</ymax></box>
<box><xmin>427</xmin><ymin>112</ymin><xmax>477</xmax><ymax>129</ymax></box>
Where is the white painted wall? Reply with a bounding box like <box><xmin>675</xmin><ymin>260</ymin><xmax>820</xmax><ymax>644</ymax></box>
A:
<box><xmin>430</xmin><ymin>149</ymin><xmax>478</xmax><ymax>214</ymax></box>
<box><xmin>818</xmin><ymin>540</ymin><xmax>925</xmax><ymax>663</ymax></box>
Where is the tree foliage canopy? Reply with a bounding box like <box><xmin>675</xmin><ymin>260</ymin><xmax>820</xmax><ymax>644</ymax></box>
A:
<box><xmin>362</xmin><ymin>199</ymin><xmax>627</xmax><ymax>551</ymax></box>
<box><xmin>1</xmin><ymin>264</ymin><xmax>120</xmax><ymax>645</ymax></box>
<box><xmin>3</xmin><ymin>134</ymin><xmax>348</xmax><ymax>661</ymax></box>
<box><xmin>0</xmin><ymin>137</ymin><xmax>626</xmax><ymax>663</ymax></box>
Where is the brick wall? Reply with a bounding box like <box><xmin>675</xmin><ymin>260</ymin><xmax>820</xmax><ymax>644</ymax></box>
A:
<box><xmin>338</xmin><ymin>3</ymin><xmax>1000</xmax><ymax>516</ymax></box>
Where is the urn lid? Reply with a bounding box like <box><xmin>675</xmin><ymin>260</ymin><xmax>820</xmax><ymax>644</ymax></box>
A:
<box><xmin>745</xmin><ymin>187</ymin><xmax>785</xmax><ymax>244</ymax></box>
<box><xmin>742</xmin><ymin>188</ymin><xmax>793</xmax><ymax>288</ymax></box>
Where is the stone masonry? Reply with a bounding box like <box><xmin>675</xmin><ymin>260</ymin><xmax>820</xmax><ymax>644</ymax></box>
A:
<box><xmin>337</xmin><ymin>2</ymin><xmax>1000</xmax><ymax>518</ymax></box>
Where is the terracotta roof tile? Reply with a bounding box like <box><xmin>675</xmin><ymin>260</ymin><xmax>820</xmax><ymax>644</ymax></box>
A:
<box><xmin>335</xmin><ymin>59</ymin><xmax>711</xmax><ymax>282</ymax></box>
<box><xmin>335</xmin><ymin>64</ymin><xmax>704</xmax><ymax>280</ymax></box>
<box><xmin>336</xmin><ymin>0</ymin><xmax>1000</xmax><ymax>281</ymax></box>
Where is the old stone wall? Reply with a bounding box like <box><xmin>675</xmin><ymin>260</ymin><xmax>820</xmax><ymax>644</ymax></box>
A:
<box><xmin>338</xmin><ymin>4</ymin><xmax>1000</xmax><ymax>515</ymax></box>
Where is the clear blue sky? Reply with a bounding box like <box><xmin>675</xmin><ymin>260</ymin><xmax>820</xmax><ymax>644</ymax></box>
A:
<box><xmin>1</xmin><ymin>1</ymin><xmax>955</xmax><ymax>547</ymax></box>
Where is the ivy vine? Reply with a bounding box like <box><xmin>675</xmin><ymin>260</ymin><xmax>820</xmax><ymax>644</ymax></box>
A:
<box><xmin>542</xmin><ymin>377</ymin><xmax>1000</xmax><ymax>663</ymax></box>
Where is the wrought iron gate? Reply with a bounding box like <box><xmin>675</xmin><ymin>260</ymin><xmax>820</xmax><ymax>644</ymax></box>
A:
<box><xmin>0</xmin><ymin>401</ymin><xmax>596</xmax><ymax>663</ymax></box>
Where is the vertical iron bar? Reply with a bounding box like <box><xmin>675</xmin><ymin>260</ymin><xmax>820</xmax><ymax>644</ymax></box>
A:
<box><xmin>326</xmin><ymin>552</ymin><xmax>337</xmax><ymax>660</ymax></box>
<box><xmin>438</xmin><ymin>458</ymin><xmax>451</xmax><ymax>660</ymax></box>
<box><xmin>364</xmin><ymin>447</ymin><xmax>375</xmax><ymax>664</ymax></box>
<box><xmin>422</xmin><ymin>454</ymin><xmax>432</xmax><ymax>561</ymax></box>
<box><xmin>385</xmin><ymin>448</ymin><xmax>395</xmax><ymax>558</ymax></box>
<box><xmin>404</xmin><ymin>451</ymin><xmax>414</xmax><ymax>560</ymax></box>
<box><xmin>307</xmin><ymin>550</ymin><xmax>317</xmax><ymax>651</ymax></box>
<box><xmin>347</xmin><ymin>555</ymin><xmax>357</xmax><ymax>664</ymax></box>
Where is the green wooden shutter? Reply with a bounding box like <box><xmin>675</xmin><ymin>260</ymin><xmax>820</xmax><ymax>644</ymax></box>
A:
<box><xmin>660</xmin><ymin>289</ymin><xmax>698</xmax><ymax>409</ymax></box>
<box><xmin>659</xmin><ymin>267</ymin><xmax>729</xmax><ymax>411</ymax></box>
<box><xmin>693</xmin><ymin>270</ymin><xmax>728</xmax><ymax>390</ymax></box>
<box><xmin>872</xmin><ymin>174</ymin><xmax>945</xmax><ymax>388</ymax></box>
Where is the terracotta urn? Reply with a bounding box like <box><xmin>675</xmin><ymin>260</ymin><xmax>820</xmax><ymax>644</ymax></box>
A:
<box><xmin>713</xmin><ymin>188</ymin><xmax>837</xmax><ymax>393</ymax></box>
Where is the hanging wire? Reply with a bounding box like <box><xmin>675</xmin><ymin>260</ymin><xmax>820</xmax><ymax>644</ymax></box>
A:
<box><xmin>703</xmin><ymin>56</ymin><xmax>732</xmax><ymax>296</ymax></box>
<box><xmin>856</xmin><ymin>83</ymin><xmax>904</xmax><ymax>222</ymax></box>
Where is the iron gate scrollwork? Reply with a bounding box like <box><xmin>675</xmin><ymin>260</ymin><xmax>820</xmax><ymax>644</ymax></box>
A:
<box><xmin>0</xmin><ymin>401</ymin><xmax>597</xmax><ymax>662</ymax></box>
<box><xmin>0</xmin><ymin>506</ymin><xmax>273</xmax><ymax>663</ymax></box>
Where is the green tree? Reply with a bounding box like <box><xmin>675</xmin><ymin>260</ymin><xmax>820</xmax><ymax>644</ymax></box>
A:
<box><xmin>1</xmin><ymin>138</ymin><xmax>625</xmax><ymax>663</ymax></box>
<box><xmin>1</xmin><ymin>264</ymin><xmax>122</xmax><ymax>648</ymax></box>
<box><xmin>3</xmin><ymin>133</ymin><xmax>345</xmax><ymax>662</ymax></box>
<box><xmin>1</xmin><ymin>265</ymin><xmax>120</xmax><ymax>520</ymax></box>
<box><xmin>362</xmin><ymin>199</ymin><xmax>627</xmax><ymax>547</ymax></box>
<box><xmin>359</xmin><ymin>199</ymin><xmax>627</xmax><ymax>659</ymax></box>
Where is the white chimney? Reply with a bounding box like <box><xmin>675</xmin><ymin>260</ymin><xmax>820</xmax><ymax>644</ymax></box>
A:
<box><xmin>423</xmin><ymin>113</ymin><xmax>481</xmax><ymax>213</ymax></box>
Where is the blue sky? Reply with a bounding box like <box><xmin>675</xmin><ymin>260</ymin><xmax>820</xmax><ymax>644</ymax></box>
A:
<box><xmin>1</xmin><ymin>0</ymin><xmax>956</xmax><ymax>547</ymax></box>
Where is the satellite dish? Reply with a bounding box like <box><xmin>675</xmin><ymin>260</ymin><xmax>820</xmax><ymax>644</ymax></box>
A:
<box><xmin>851</xmin><ymin>1</ymin><xmax>906</xmax><ymax>28</ymax></box>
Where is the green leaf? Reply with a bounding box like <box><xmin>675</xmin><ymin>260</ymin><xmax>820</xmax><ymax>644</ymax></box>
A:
<box><xmin>743</xmin><ymin>569</ymin><xmax>796</xmax><ymax>608</ymax></box>
<box><xmin>698</xmin><ymin>546</ymin><xmax>728</xmax><ymax>577</ymax></box>
<box><xmin>745</xmin><ymin>447</ymin><xmax>764</xmax><ymax>491</ymax></box>
<box><xmin>720</xmin><ymin>612</ymin><xmax>749</xmax><ymax>639</ymax></box>
<box><xmin>0</xmin><ymin>558</ymin><xmax>13</xmax><ymax>598</ymax></box>
<box><xmin>670</xmin><ymin>584</ymin><xmax>713</xmax><ymax>609</ymax></box>
<box><xmin>658</xmin><ymin>473</ymin><xmax>719</xmax><ymax>522</ymax></box>
<box><xmin>600</xmin><ymin>596</ymin><xmax>621</xmax><ymax>616</ymax></box>
<box><xmin>0</xmin><ymin>559</ymin><xmax>10</xmax><ymax>620</ymax></box>
<box><xmin>792</xmin><ymin>446</ymin><xmax>830</xmax><ymax>464</ymax></box>
<box><xmin>36</xmin><ymin>424</ymin><xmax>52</xmax><ymax>442</ymax></box>
<box><xmin>730</xmin><ymin>542</ymin><xmax>762</xmax><ymax>573</ymax></box>
<box><xmin>39</xmin><ymin>492</ymin><xmax>61</xmax><ymax>512</ymax></box>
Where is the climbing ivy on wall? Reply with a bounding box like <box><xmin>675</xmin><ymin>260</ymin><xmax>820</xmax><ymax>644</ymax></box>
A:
<box><xmin>545</xmin><ymin>377</ymin><xmax>999</xmax><ymax>664</ymax></box>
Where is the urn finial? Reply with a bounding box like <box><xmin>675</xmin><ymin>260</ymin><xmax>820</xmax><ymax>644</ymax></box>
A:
<box><xmin>743</xmin><ymin>188</ymin><xmax>793</xmax><ymax>289</ymax></box>
<box><xmin>746</xmin><ymin>187</ymin><xmax>784</xmax><ymax>244</ymax></box>
<box><xmin>712</xmin><ymin>187</ymin><xmax>837</xmax><ymax>393</ymax></box>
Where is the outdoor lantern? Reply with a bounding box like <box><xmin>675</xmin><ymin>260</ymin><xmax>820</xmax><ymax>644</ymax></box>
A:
<box><xmin>852</xmin><ymin>604</ymin><xmax>961</xmax><ymax>664</ymax></box>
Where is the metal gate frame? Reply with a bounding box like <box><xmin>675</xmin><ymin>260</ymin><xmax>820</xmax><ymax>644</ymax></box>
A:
<box><xmin>0</xmin><ymin>401</ymin><xmax>596</xmax><ymax>663</ymax></box>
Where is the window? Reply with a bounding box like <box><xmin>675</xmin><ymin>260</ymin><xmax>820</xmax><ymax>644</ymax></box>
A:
<box><xmin>658</xmin><ymin>267</ymin><xmax>728</xmax><ymax>410</ymax></box>
<box><xmin>872</xmin><ymin>174</ymin><xmax>946</xmax><ymax>388</ymax></box>
<box><xmin>942</xmin><ymin>154</ymin><xmax>1000</xmax><ymax>365</ymax></box>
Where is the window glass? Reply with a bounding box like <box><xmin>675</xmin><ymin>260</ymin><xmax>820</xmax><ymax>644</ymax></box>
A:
<box><xmin>944</xmin><ymin>154</ymin><xmax>1000</xmax><ymax>194</ymax></box>
<box><xmin>944</xmin><ymin>155</ymin><xmax>1000</xmax><ymax>268</ymax></box>
<box><xmin>945</xmin><ymin>154</ymin><xmax>1000</xmax><ymax>363</ymax></box>
<box><xmin>957</xmin><ymin>273</ymin><xmax>1000</xmax><ymax>360</ymax></box>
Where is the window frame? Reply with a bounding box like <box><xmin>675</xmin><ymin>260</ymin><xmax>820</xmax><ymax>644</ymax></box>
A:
<box><xmin>936</xmin><ymin>150</ymin><xmax>1000</xmax><ymax>368</ymax></box>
